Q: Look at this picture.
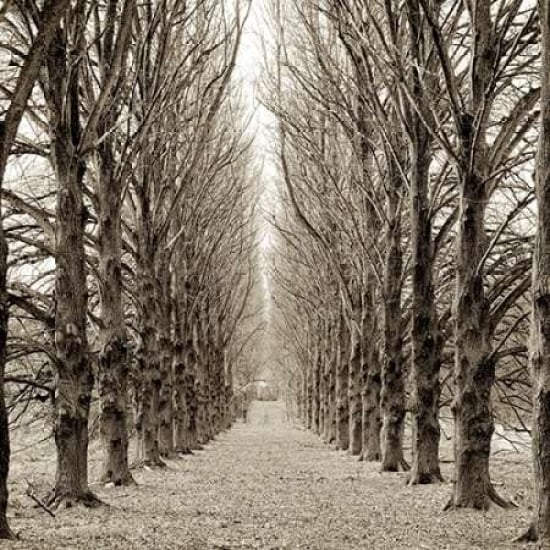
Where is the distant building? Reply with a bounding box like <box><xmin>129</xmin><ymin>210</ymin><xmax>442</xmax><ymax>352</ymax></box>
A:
<box><xmin>243</xmin><ymin>379</ymin><xmax>278</xmax><ymax>402</ymax></box>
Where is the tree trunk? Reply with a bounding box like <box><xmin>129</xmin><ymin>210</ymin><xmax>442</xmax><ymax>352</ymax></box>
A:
<box><xmin>158</xmin><ymin>339</ymin><xmax>174</xmax><ymax>456</ymax></box>
<box><xmin>362</xmin><ymin>354</ymin><xmax>381</xmax><ymax>461</ymax></box>
<box><xmin>335</xmin><ymin>312</ymin><xmax>350</xmax><ymax>450</ymax></box>
<box><xmin>448</xmin><ymin>0</ymin><xmax>506</xmax><ymax>510</ymax></box>
<box><xmin>361</xmin><ymin>278</ymin><xmax>381</xmax><ymax>462</ymax></box>
<box><xmin>299</xmin><ymin>370</ymin><xmax>306</xmax><ymax>423</ymax></box>
<box><xmin>210</xmin><ymin>346</ymin><xmax>223</xmax><ymax>435</ymax></box>
<box><xmin>328</xmin><ymin>330</ymin><xmax>337</xmax><ymax>443</ymax></box>
<box><xmin>322</xmin><ymin>322</ymin><xmax>335</xmax><ymax>442</ymax></box>
<box><xmin>317</xmin><ymin>319</ymin><xmax>329</xmax><ymax>436</ymax></box>
<box><xmin>134</xmin><ymin>218</ymin><xmax>163</xmax><ymax>467</ymax></box>
<box><xmin>52</xmin><ymin>150</ymin><xmax>94</xmax><ymax>504</ymax></box>
<box><xmin>47</xmin><ymin>17</ymin><xmax>96</xmax><ymax>504</ymax></box>
<box><xmin>0</xmin><ymin>234</ymin><xmax>11</xmax><ymax>536</ymax></box>
<box><xmin>529</xmin><ymin>1</ymin><xmax>550</xmax><ymax>541</ymax></box>
<box><xmin>0</xmin><ymin>0</ymin><xmax>71</xmax><ymax>534</ymax></box>
<box><xmin>157</xmin><ymin>259</ymin><xmax>174</xmax><ymax>457</ymax></box>
<box><xmin>172</xmin><ymin>275</ymin><xmax>191</xmax><ymax>454</ymax></box>
<box><xmin>312</xmin><ymin>337</ymin><xmax>321</xmax><ymax>434</ymax></box>
<box><xmin>96</xmin><ymin>134</ymin><xmax>133</xmax><ymax>486</ymax></box>
<box><xmin>348</xmin><ymin>320</ymin><xmax>363</xmax><ymax>456</ymax></box>
<box><xmin>322</xmin><ymin>358</ymin><xmax>331</xmax><ymax>440</ymax></box>
<box><xmin>98</xmin><ymin>334</ymin><xmax>131</xmax><ymax>485</ymax></box>
<box><xmin>356</xmin><ymin>85</ymin><xmax>381</xmax><ymax>463</ymax></box>
<box><xmin>450</xmin><ymin>168</ymin><xmax>501</xmax><ymax>508</ymax></box>
<box><xmin>406</xmin><ymin>0</ymin><xmax>442</xmax><ymax>486</ymax></box>
<box><xmin>381</xmin><ymin>156</ymin><xmax>407</xmax><ymax>472</ymax></box>
<box><xmin>319</xmin><ymin>348</ymin><xmax>327</xmax><ymax>436</ymax></box>
<box><xmin>185</xmin><ymin>345</ymin><xmax>200</xmax><ymax>450</ymax></box>
<box><xmin>204</xmin><ymin>326</ymin><xmax>215</xmax><ymax>439</ymax></box>
<box><xmin>306</xmin><ymin>360</ymin><xmax>313</xmax><ymax>430</ymax></box>
<box><xmin>194</xmin><ymin>318</ymin><xmax>209</xmax><ymax>444</ymax></box>
<box><xmin>408</xmin><ymin>138</ymin><xmax>441</xmax><ymax>483</ymax></box>
<box><xmin>223</xmin><ymin>349</ymin><xmax>233</xmax><ymax>430</ymax></box>
<box><xmin>173</xmin><ymin>343</ymin><xmax>190</xmax><ymax>454</ymax></box>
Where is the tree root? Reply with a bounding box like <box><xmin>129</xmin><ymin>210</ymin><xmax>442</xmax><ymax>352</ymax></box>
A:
<box><xmin>514</xmin><ymin>522</ymin><xmax>537</xmax><ymax>543</ymax></box>
<box><xmin>443</xmin><ymin>482</ymin><xmax>515</xmax><ymax>511</ymax></box>
<box><xmin>408</xmin><ymin>471</ymin><xmax>445</xmax><ymax>485</ymax></box>
<box><xmin>160</xmin><ymin>450</ymin><xmax>177</xmax><ymax>460</ymax></box>
<box><xmin>101</xmin><ymin>472</ymin><xmax>136</xmax><ymax>487</ymax></box>
<box><xmin>46</xmin><ymin>490</ymin><xmax>104</xmax><ymax>510</ymax></box>
<box><xmin>175</xmin><ymin>449</ymin><xmax>193</xmax><ymax>457</ymax></box>
<box><xmin>26</xmin><ymin>481</ymin><xmax>56</xmax><ymax>517</ymax></box>
<box><xmin>0</xmin><ymin>522</ymin><xmax>15</xmax><ymax>540</ymax></box>
<box><xmin>487</xmin><ymin>484</ymin><xmax>516</xmax><ymax>509</ymax></box>
<box><xmin>381</xmin><ymin>457</ymin><xmax>410</xmax><ymax>473</ymax></box>
<box><xmin>132</xmin><ymin>457</ymin><xmax>167</xmax><ymax>470</ymax></box>
<box><xmin>361</xmin><ymin>451</ymin><xmax>381</xmax><ymax>462</ymax></box>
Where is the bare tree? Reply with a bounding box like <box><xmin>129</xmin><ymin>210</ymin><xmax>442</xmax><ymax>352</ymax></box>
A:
<box><xmin>520</xmin><ymin>0</ymin><xmax>550</xmax><ymax>543</ymax></box>
<box><xmin>0</xmin><ymin>0</ymin><xmax>70</xmax><ymax>532</ymax></box>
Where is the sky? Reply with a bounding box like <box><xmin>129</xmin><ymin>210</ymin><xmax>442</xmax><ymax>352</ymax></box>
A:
<box><xmin>2</xmin><ymin>0</ymin><xmax>281</xmax><ymax>299</ymax></box>
<box><xmin>234</xmin><ymin>0</ymin><xmax>280</xmax><ymax>305</ymax></box>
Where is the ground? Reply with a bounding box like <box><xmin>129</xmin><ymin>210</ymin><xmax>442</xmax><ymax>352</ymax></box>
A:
<box><xmin>3</xmin><ymin>401</ymin><xmax>537</xmax><ymax>549</ymax></box>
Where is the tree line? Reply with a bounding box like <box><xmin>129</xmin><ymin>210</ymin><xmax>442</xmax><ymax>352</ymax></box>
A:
<box><xmin>267</xmin><ymin>0</ymin><xmax>550</xmax><ymax>544</ymax></box>
<box><xmin>0</xmin><ymin>0</ymin><xmax>261</xmax><ymax>539</ymax></box>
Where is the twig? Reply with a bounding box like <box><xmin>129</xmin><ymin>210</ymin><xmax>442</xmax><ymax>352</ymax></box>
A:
<box><xmin>25</xmin><ymin>481</ymin><xmax>56</xmax><ymax>518</ymax></box>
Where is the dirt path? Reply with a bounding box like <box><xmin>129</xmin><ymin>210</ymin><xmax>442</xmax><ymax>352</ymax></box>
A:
<box><xmin>5</xmin><ymin>401</ymin><xmax>533</xmax><ymax>549</ymax></box>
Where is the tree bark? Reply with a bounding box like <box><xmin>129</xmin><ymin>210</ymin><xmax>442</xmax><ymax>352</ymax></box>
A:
<box><xmin>356</xmin><ymin>85</ymin><xmax>381</xmax><ymax>463</ymax></box>
<box><xmin>450</xmin><ymin>166</ymin><xmax>500</xmax><ymax>508</ymax></box>
<box><xmin>134</xmin><ymin>201</ymin><xmax>163</xmax><ymax>467</ymax></box>
<box><xmin>348</xmin><ymin>313</ymin><xmax>363</xmax><ymax>455</ymax></box>
<box><xmin>335</xmin><ymin>310</ymin><xmax>350</xmax><ymax>450</ymax></box>
<box><xmin>381</xmin><ymin>155</ymin><xmax>407</xmax><ymax>472</ymax></box>
<box><xmin>0</xmin><ymin>0</ymin><xmax>71</xmax><ymax>534</ymax></box>
<box><xmin>448</xmin><ymin>0</ymin><xmax>506</xmax><ymax>509</ymax></box>
<box><xmin>328</xmin><ymin>327</ymin><xmax>337</xmax><ymax>443</ymax></box>
<box><xmin>0</xmin><ymin>233</ymin><xmax>10</xmax><ymax>535</ymax></box>
<box><xmin>185</xmin><ymin>341</ymin><xmax>200</xmax><ymax>450</ymax></box>
<box><xmin>194</xmin><ymin>316</ymin><xmax>209</xmax><ymax>444</ymax></box>
<box><xmin>223</xmin><ymin>349</ymin><xmax>233</xmax><ymax>430</ymax></box>
<box><xmin>0</xmin><ymin>234</ymin><xmax>10</xmax><ymax>530</ymax></box>
<box><xmin>524</xmin><ymin>1</ymin><xmax>550</xmax><ymax>541</ymax></box>
<box><xmin>157</xmin><ymin>257</ymin><xmax>174</xmax><ymax>457</ymax></box>
<box><xmin>361</xmin><ymin>279</ymin><xmax>381</xmax><ymax>462</ymax></box>
<box><xmin>306</xmin><ymin>355</ymin><xmax>313</xmax><ymax>430</ymax></box>
<box><xmin>46</xmin><ymin>11</ymin><xmax>97</xmax><ymax>505</ymax></box>
<box><xmin>406</xmin><ymin>0</ymin><xmax>443</xmax><ymax>486</ymax></box>
<box><xmin>96</xmin><ymin>122</ymin><xmax>133</xmax><ymax>486</ymax></box>
<box><xmin>172</xmin><ymin>272</ymin><xmax>191</xmax><ymax>454</ymax></box>
<box><xmin>173</xmin><ymin>341</ymin><xmax>190</xmax><ymax>454</ymax></box>
<box><xmin>408</xmin><ymin>134</ymin><xmax>441</xmax><ymax>481</ymax></box>
<box><xmin>318</xmin><ymin>323</ymin><xmax>327</xmax><ymax>437</ymax></box>
<box><xmin>51</xmin><ymin>139</ymin><xmax>94</xmax><ymax>504</ymax></box>
<box><xmin>312</xmin><ymin>334</ymin><xmax>321</xmax><ymax>434</ymax></box>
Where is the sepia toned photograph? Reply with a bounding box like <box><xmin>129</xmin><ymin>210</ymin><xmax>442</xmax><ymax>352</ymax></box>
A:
<box><xmin>0</xmin><ymin>0</ymin><xmax>547</xmax><ymax>548</ymax></box>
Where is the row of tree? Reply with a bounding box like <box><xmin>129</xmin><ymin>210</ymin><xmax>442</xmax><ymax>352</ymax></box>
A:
<box><xmin>0</xmin><ymin>0</ymin><xmax>260</xmax><ymax>539</ymax></box>
<box><xmin>267</xmin><ymin>0</ymin><xmax>550</xmax><ymax>543</ymax></box>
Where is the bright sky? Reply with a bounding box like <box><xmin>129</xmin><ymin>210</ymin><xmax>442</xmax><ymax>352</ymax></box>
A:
<box><xmin>234</xmin><ymin>0</ymin><xmax>279</xmax><ymax>304</ymax></box>
<box><xmin>235</xmin><ymin>0</ymin><xmax>279</xmax><ymax>185</ymax></box>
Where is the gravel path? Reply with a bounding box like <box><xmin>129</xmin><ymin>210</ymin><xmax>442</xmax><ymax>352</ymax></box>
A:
<box><xmin>4</xmin><ymin>401</ymin><xmax>535</xmax><ymax>549</ymax></box>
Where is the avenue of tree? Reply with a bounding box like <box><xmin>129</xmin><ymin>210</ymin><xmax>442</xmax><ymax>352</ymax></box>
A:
<box><xmin>0</xmin><ymin>0</ymin><xmax>262</xmax><ymax>539</ymax></box>
<box><xmin>4</xmin><ymin>0</ymin><xmax>550</xmax><ymax>548</ymax></box>
<box><xmin>265</xmin><ymin>0</ymin><xmax>550</xmax><ymax>545</ymax></box>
